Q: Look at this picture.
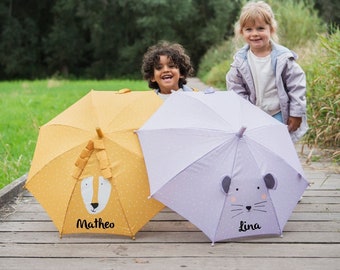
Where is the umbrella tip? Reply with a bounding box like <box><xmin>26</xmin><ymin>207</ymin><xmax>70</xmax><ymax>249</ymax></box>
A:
<box><xmin>204</xmin><ymin>87</ymin><xmax>215</xmax><ymax>94</ymax></box>
<box><xmin>236</xmin><ymin>126</ymin><xmax>247</xmax><ymax>138</ymax></box>
<box><xmin>118</xmin><ymin>88</ymin><xmax>131</xmax><ymax>94</ymax></box>
<box><xmin>96</xmin><ymin>127</ymin><xmax>104</xmax><ymax>138</ymax></box>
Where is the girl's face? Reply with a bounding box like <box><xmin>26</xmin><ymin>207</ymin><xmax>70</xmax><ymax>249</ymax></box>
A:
<box><xmin>152</xmin><ymin>55</ymin><xmax>183</xmax><ymax>94</ymax></box>
<box><xmin>241</xmin><ymin>18</ymin><xmax>273</xmax><ymax>56</ymax></box>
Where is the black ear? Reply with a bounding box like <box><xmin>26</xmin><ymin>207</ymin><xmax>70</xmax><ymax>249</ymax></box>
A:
<box><xmin>221</xmin><ymin>176</ymin><xmax>232</xmax><ymax>194</ymax></box>
<box><xmin>264</xmin><ymin>173</ymin><xmax>277</xmax><ymax>190</ymax></box>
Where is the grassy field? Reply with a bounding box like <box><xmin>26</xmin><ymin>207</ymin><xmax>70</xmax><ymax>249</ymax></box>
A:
<box><xmin>0</xmin><ymin>79</ymin><xmax>150</xmax><ymax>189</ymax></box>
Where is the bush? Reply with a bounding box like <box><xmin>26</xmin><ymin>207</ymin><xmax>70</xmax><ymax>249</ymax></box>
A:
<box><xmin>301</xmin><ymin>29</ymin><xmax>340</xmax><ymax>161</ymax></box>
<box><xmin>197</xmin><ymin>39</ymin><xmax>236</xmax><ymax>89</ymax></box>
<box><xmin>268</xmin><ymin>0</ymin><xmax>326</xmax><ymax>49</ymax></box>
<box><xmin>204</xmin><ymin>60</ymin><xmax>230</xmax><ymax>90</ymax></box>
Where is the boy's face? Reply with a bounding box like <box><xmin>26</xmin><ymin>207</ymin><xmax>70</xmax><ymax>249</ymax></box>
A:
<box><xmin>151</xmin><ymin>55</ymin><xmax>183</xmax><ymax>94</ymax></box>
<box><xmin>241</xmin><ymin>18</ymin><xmax>273</xmax><ymax>56</ymax></box>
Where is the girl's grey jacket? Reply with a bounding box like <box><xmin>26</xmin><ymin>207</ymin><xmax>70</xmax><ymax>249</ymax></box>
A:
<box><xmin>226</xmin><ymin>41</ymin><xmax>308</xmax><ymax>142</ymax></box>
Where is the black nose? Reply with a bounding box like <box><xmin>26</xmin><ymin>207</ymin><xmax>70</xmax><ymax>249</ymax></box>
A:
<box><xmin>91</xmin><ymin>203</ymin><xmax>99</xmax><ymax>209</ymax></box>
<box><xmin>246</xmin><ymin>206</ymin><xmax>251</xmax><ymax>211</ymax></box>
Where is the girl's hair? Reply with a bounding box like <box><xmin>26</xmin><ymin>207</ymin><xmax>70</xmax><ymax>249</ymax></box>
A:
<box><xmin>141</xmin><ymin>41</ymin><xmax>194</xmax><ymax>89</ymax></box>
<box><xmin>235</xmin><ymin>1</ymin><xmax>279</xmax><ymax>42</ymax></box>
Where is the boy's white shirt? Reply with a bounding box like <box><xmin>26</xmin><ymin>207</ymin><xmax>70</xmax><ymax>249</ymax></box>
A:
<box><xmin>158</xmin><ymin>88</ymin><xmax>184</xmax><ymax>101</ymax></box>
<box><xmin>156</xmin><ymin>84</ymin><xmax>196</xmax><ymax>100</ymax></box>
<box><xmin>247</xmin><ymin>49</ymin><xmax>280</xmax><ymax>116</ymax></box>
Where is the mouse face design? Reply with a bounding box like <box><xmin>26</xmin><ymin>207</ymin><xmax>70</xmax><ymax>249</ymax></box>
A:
<box><xmin>220</xmin><ymin>173</ymin><xmax>279</xmax><ymax>236</ymax></box>
<box><xmin>222</xmin><ymin>173</ymin><xmax>277</xmax><ymax>218</ymax></box>
<box><xmin>81</xmin><ymin>176</ymin><xmax>112</xmax><ymax>214</ymax></box>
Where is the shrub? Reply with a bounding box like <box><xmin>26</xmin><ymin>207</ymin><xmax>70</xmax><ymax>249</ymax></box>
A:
<box><xmin>197</xmin><ymin>39</ymin><xmax>235</xmax><ymax>89</ymax></box>
<box><xmin>268</xmin><ymin>0</ymin><xmax>326</xmax><ymax>49</ymax></box>
<box><xmin>301</xmin><ymin>29</ymin><xmax>340</xmax><ymax>161</ymax></box>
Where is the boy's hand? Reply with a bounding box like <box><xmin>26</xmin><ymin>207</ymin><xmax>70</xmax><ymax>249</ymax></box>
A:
<box><xmin>288</xmin><ymin>116</ymin><xmax>302</xmax><ymax>132</ymax></box>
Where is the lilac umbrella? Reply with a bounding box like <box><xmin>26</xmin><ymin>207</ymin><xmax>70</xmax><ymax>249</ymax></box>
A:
<box><xmin>137</xmin><ymin>90</ymin><xmax>308</xmax><ymax>244</ymax></box>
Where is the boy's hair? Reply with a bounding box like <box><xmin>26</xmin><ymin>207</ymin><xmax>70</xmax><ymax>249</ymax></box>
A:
<box><xmin>235</xmin><ymin>1</ymin><xmax>279</xmax><ymax>42</ymax></box>
<box><xmin>141</xmin><ymin>41</ymin><xmax>194</xmax><ymax>89</ymax></box>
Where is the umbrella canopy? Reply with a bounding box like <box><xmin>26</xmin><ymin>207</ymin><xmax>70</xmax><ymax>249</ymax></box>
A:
<box><xmin>25</xmin><ymin>90</ymin><xmax>164</xmax><ymax>238</ymax></box>
<box><xmin>137</xmin><ymin>90</ymin><xmax>309</xmax><ymax>244</ymax></box>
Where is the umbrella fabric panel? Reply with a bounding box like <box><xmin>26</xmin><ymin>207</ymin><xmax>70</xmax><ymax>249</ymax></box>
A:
<box><xmin>27</xmin><ymin>125</ymin><xmax>93</xmax><ymax>179</ymax></box>
<box><xmin>152</xmin><ymin>141</ymin><xmax>234</xmax><ymax>242</ymax></box>
<box><xmin>244</xmin><ymin>138</ymin><xmax>309</xmax><ymax>228</ymax></box>
<box><xmin>176</xmin><ymin>91</ymin><xmax>302</xmax><ymax>173</ymax></box>
<box><xmin>47</xmin><ymin>90</ymin><xmax>162</xmax><ymax>131</ymax></box>
<box><xmin>245</xmin><ymin>125</ymin><xmax>305</xmax><ymax>176</ymax></box>
<box><xmin>139</xmin><ymin>91</ymin><xmax>238</xmax><ymax>132</ymax></box>
<box><xmin>25</xmin><ymin>145</ymin><xmax>83</xmax><ymax>231</ymax></box>
<box><xmin>137</xmin><ymin>128</ymin><xmax>236</xmax><ymax>196</ymax></box>
<box><xmin>171</xmin><ymin>91</ymin><xmax>281</xmax><ymax>131</ymax></box>
<box><xmin>105</xmin><ymin>92</ymin><xmax>165</xmax><ymax>132</ymax></box>
<box><xmin>46</xmin><ymin>90</ymin><xmax>102</xmax><ymax>129</ymax></box>
<box><xmin>103</xmin><ymin>138</ymin><xmax>164</xmax><ymax>235</ymax></box>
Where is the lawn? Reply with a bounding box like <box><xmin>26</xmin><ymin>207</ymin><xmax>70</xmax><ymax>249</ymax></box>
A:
<box><xmin>0</xmin><ymin>79</ymin><xmax>150</xmax><ymax>189</ymax></box>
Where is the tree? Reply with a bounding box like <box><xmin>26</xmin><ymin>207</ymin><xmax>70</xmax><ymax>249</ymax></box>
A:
<box><xmin>314</xmin><ymin>0</ymin><xmax>340</xmax><ymax>31</ymax></box>
<box><xmin>43</xmin><ymin>0</ymin><xmax>91</xmax><ymax>77</ymax></box>
<box><xmin>185</xmin><ymin>0</ymin><xmax>241</xmax><ymax>69</ymax></box>
<box><xmin>0</xmin><ymin>0</ymin><xmax>53</xmax><ymax>78</ymax></box>
<box><xmin>0</xmin><ymin>0</ymin><xmax>242</xmax><ymax>79</ymax></box>
<box><xmin>44</xmin><ymin>0</ymin><xmax>242</xmax><ymax>79</ymax></box>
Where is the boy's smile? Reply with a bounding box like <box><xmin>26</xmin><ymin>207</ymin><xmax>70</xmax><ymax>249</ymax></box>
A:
<box><xmin>161</xmin><ymin>74</ymin><xmax>173</xmax><ymax>81</ymax></box>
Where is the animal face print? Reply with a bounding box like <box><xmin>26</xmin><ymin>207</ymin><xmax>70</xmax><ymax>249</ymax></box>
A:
<box><xmin>81</xmin><ymin>176</ymin><xmax>112</xmax><ymax>214</ymax></box>
<box><xmin>220</xmin><ymin>173</ymin><xmax>280</xmax><ymax>237</ymax></box>
<box><xmin>222</xmin><ymin>174</ymin><xmax>277</xmax><ymax>218</ymax></box>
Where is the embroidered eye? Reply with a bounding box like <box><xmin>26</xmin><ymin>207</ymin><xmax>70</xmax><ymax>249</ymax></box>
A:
<box><xmin>236</xmin><ymin>188</ymin><xmax>239</xmax><ymax>191</ymax></box>
<box><xmin>257</xmin><ymin>186</ymin><xmax>260</xmax><ymax>189</ymax></box>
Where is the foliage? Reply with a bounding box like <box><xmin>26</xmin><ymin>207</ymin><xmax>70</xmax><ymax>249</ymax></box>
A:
<box><xmin>0</xmin><ymin>0</ymin><xmax>241</xmax><ymax>80</ymax></box>
<box><xmin>314</xmin><ymin>0</ymin><xmax>340</xmax><ymax>30</ymax></box>
<box><xmin>0</xmin><ymin>1</ymin><xmax>54</xmax><ymax>78</ymax></box>
<box><xmin>197</xmin><ymin>39</ymin><xmax>236</xmax><ymax>89</ymax></box>
<box><xmin>267</xmin><ymin>0</ymin><xmax>326</xmax><ymax>49</ymax></box>
<box><xmin>43</xmin><ymin>0</ymin><xmax>90</xmax><ymax>77</ymax></box>
<box><xmin>0</xmin><ymin>79</ymin><xmax>149</xmax><ymax>189</ymax></box>
<box><xmin>301</xmin><ymin>29</ymin><xmax>340</xmax><ymax>161</ymax></box>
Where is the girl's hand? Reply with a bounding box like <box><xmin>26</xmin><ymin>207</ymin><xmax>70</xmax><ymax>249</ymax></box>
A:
<box><xmin>288</xmin><ymin>116</ymin><xmax>302</xmax><ymax>132</ymax></box>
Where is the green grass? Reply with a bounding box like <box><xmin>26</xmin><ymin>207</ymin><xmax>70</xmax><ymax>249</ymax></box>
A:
<box><xmin>0</xmin><ymin>79</ymin><xmax>150</xmax><ymax>189</ymax></box>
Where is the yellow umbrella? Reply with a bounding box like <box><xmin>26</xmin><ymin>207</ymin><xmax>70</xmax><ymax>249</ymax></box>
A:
<box><xmin>25</xmin><ymin>89</ymin><xmax>164</xmax><ymax>238</ymax></box>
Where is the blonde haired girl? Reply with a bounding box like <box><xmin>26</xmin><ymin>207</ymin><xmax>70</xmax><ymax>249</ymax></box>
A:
<box><xmin>226</xmin><ymin>1</ymin><xmax>308</xmax><ymax>142</ymax></box>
